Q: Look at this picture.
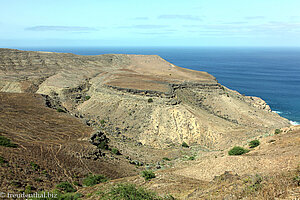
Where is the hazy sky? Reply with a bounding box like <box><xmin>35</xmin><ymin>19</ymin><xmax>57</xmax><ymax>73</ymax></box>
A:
<box><xmin>1</xmin><ymin>0</ymin><xmax>300</xmax><ymax>47</ymax></box>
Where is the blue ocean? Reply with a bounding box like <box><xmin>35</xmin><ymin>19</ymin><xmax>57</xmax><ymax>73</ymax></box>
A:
<box><xmin>17</xmin><ymin>47</ymin><xmax>300</xmax><ymax>125</ymax></box>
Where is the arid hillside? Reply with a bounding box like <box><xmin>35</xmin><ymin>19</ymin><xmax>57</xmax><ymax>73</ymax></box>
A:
<box><xmin>0</xmin><ymin>93</ymin><xmax>137</xmax><ymax>192</ymax></box>
<box><xmin>0</xmin><ymin>48</ymin><xmax>290</xmax><ymax>150</ymax></box>
<box><xmin>79</xmin><ymin>125</ymin><xmax>300</xmax><ymax>200</ymax></box>
<box><xmin>0</xmin><ymin>48</ymin><xmax>298</xmax><ymax>199</ymax></box>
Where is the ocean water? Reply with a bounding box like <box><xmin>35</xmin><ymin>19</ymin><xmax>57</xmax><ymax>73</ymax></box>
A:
<box><xmin>17</xmin><ymin>46</ymin><xmax>300</xmax><ymax>124</ymax></box>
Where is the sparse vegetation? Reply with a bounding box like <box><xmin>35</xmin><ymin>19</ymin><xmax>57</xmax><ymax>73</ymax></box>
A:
<box><xmin>34</xmin><ymin>178</ymin><xmax>43</xmax><ymax>182</ymax></box>
<box><xmin>56</xmin><ymin>108</ymin><xmax>66</xmax><ymax>113</ymax></box>
<box><xmin>56</xmin><ymin>182</ymin><xmax>77</xmax><ymax>193</ymax></box>
<box><xmin>0</xmin><ymin>156</ymin><xmax>7</xmax><ymax>164</ymax></box>
<box><xmin>100</xmin><ymin>119</ymin><xmax>106</xmax><ymax>125</ymax></box>
<box><xmin>73</xmin><ymin>181</ymin><xmax>81</xmax><ymax>187</ymax></box>
<box><xmin>293</xmin><ymin>175</ymin><xmax>300</xmax><ymax>186</ymax></box>
<box><xmin>0</xmin><ymin>136</ymin><xmax>18</xmax><ymax>148</ymax></box>
<box><xmin>111</xmin><ymin>148</ymin><xmax>121</xmax><ymax>155</ymax></box>
<box><xmin>249</xmin><ymin>139</ymin><xmax>260</xmax><ymax>148</ymax></box>
<box><xmin>30</xmin><ymin>161</ymin><xmax>40</xmax><ymax>171</ymax></box>
<box><xmin>141</xmin><ymin>170</ymin><xmax>156</xmax><ymax>181</ymax></box>
<box><xmin>85</xmin><ymin>95</ymin><xmax>91</xmax><ymax>100</ymax></box>
<box><xmin>99</xmin><ymin>183</ymin><xmax>174</xmax><ymax>200</ymax></box>
<box><xmin>248</xmin><ymin>174</ymin><xmax>263</xmax><ymax>191</ymax></box>
<box><xmin>28</xmin><ymin>191</ymin><xmax>82</xmax><ymax>200</ymax></box>
<box><xmin>181</xmin><ymin>142</ymin><xmax>189</xmax><ymax>148</ymax></box>
<box><xmin>275</xmin><ymin>129</ymin><xmax>282</xmax><ymax>134</ymax></box>
<box><xmin>148</xmin><ymin>98</ymin><xmax>153</xmax><ymax>103</ymax></box>
<box><xmin>188</xmin><ymin>156</ymin><xmax>195</xmax><ymax>160</ymax></box>
<box><xmin>25</xmin><ymin>185</ymin><xmax>35</xmax><ymax>194</ymax></box>
<box><xmin>98</xmin><ymin>140</ymin><xmax>109</xmax><ymax>150</ymax></box>
<box><xmin>228</xmin><ymin>146</ymin><xmax>249</xmax><ymax>156</ymax></box>
<box><xmin>83</xmin><ymin>174</ymin><xmax>107</xmax><ymax>187</ymax></box>
<box><xmin>163</xmin><ymin>157</ymin><xmax>171</xmax><ymax>161</ymax></box>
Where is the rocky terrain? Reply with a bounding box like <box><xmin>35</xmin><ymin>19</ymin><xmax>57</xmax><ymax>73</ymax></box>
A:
<box><xmin>0</xmin><ymin>48</ymin><xmax>298</xmax><ymax>199</ymax></box>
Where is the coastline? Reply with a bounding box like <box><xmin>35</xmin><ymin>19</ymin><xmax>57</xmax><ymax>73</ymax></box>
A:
<box><xmin>273</xmin><ymin>111</ymin><xmax>299</xmax><ymax>125</ymax></box>
<box><xmin>4</xmin><ymin>47</ymin><xmax>300</xmax><ymax>124</ymax></box>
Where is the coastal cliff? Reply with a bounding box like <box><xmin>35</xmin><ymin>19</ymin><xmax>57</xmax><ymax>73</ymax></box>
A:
<box><xmin>0</xmin><ymin>48</ymin><xmax>290</xmax><ymax>149</ymax></box>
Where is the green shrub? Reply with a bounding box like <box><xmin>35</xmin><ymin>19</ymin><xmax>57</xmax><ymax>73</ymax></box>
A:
<box><xmin>274</xmin><ymin>129</ymin><xmax>282</xmax><ymax>134</ymax></box>
<box><xmin>59</xmin><ymin>192</ymin><xmax>83</xmax><ymax>200</ymax></box>
<box><xmin>34</xmin><ymin>178</ymin><xmax>42</xmax><ymax>182</ymax></box>
<box><xmin>141</xmin><ymin>170</ymin><xmax>156</xmax><ymax>181</ymax></box>
<box><xmin>294</xmin><ymin>176</ymin><xmax>300</xmax><ymax>186</ymax></box>
<box><xmin>162</xmin><ymin>157</ymin><xmax>171</xmax><ymax>161</ymax></box>
<box><xmin>0</xmin><ymin>136</ymin><xmax>18</xmax><ymax>148</ymax></box>
<box><xmin>103</xmin><ymin>183</ymin><xmax>160</xmax><ymax>200</ymax></box>
<box><xmin>85</xmin><ymin>96</ymin><xmax>91</xmax><ymax>101</ymax></box>
<box><xmin>25</xmin><ymin>185</ymin><xmax>34</xmax><ymax>194</ymax></box>
<box><xmin>0</xmin><ymin>156</ymin><xmax>7</xmax><ymax>164</ymax></box>
<box><xmin>148</xmin><ymin>98</ymin><xmax>153</xmax><ymax>103</ymax></box>
<box><xmin>181</xmin><ymin>142</ymin><xmax>189</xmax><ymax>148</ymax></box>
<box><xmin>28</xmin><ymin>191</ymin><xmax>82</xmax><ymax>200</ymax></box>
<box><xmin>56</xmin><ymin>182</ymin><xmax>77</xmax><ymax>193</ymax></box>
<box><xmin>188</xmin><ymin>156</ymin><xmax>195</xmax><ymax>160</ymax></box>
<box><xmin>100</xmin><ymin>119</ymin><xmax>106</xmax><ymax>125</ymax></box>
<box><xmin>83</xmin><ymin>174</ymin><xmax>107</xmax><ymax>187</ymax></box>
<box><xmin>111</xmin><ymin>148</ymin><xmax>121</xmax><ymax>155</ymax></box>
<box><xmin>30</xmin><ymin>162</ymin><xmax>40</xmax><ymax>171</ymax></box>
<box><xmin>57</xmin><ymin>108</ymin><xmax>66</xmax><ymax>113</ymax></box>
<box><xmin>228</xmin><ymin>146</ymin><xmax>249</xmax><ymax>156</ymax></box>
<box><xmin>98</xmin><ymin>140</ymin><xmax>109</xmax><ymax>150</ymax></box>
<box><xmin>73</xmin><ymin>181</ymin><xmax>81</xmax><ymax>187</ymax></box>
<box><xmin>249</xmin><ymin>140</ymin><xmax>260</xmax><ymax>148</ymax></box>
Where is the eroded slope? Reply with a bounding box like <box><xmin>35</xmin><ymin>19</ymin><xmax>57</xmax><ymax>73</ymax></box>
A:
<box><xmin>0</xmin><ymin>48</ymin><xmax>291</xmax><ymax>150</ymax></box>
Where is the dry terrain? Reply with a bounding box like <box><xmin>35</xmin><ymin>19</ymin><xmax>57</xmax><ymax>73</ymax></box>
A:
<box><xmin>0</xmin><ymin>48</ymin><xmax>298</xmax><ymax>199</ymax></box>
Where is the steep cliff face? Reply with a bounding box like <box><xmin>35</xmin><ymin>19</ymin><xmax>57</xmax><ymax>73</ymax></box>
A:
<box><xmin>0</xmin><ymin>48</ymin><xmax>290</xmax><ymax>149</ymax></box>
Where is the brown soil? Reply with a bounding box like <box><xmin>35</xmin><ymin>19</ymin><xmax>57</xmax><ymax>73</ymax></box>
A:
<box><xmin>0</xmin><ymin>93</ymin><xmax>137</xmax><ymax>193</ymax></box>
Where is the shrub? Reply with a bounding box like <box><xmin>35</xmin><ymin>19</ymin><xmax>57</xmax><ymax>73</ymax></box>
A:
<box><xmin>181</xmin><ymin>142</ymin><xmax>189</xmax><ymax>148</ymax></box>
<box><xmin>294</xmin><ymin>176</ymin><xmax>300</xmax><ymax>186</ymax></box>
<box><xmin>83</xmin><ymin>174</ymin><xmax>107</xmax><ymax>187</ymax></box>
<box><xmin>59</xmin><ymin>192</ymin><xmax>83</xmax><ymax>200</ymax></box>
<box><xmin>28</xmin><ymin>191</ymin><xmax>82</xmax><ymax>200</ymax></box>
<box><xmin>104</xmin><ymin>183</ymin><xmax>160</xmax><ymax>200</ymax></box>
<box><xmin>163</xmin><ymin>157</ymin><xmax>171</xmax><ymax>161</ymax></box>
<box><xmin>0</xmin><ymin>156</ymin><xmax>7</xmax><ymax>164</ymax></box>
<box><xmin>249</xmin><ymin>174</ymin><xmax>263</xmax><ymax>191</ymax></box>
<box><xmin>249</xmin><ymin>140</ymin><xmax>260</xmax><ymax>148</ymax></box>
<box><xmin>25</xmin><ymin>185</ymin><xmax>35</xmax><ymax>194</ymax></box>
<box><xmin>141</xmin><ymin>170</ymin><xmax>156</xmax><ymax>181</ymax></box>
<box><xmin>0</xmin><ymin>136</ymin><xmax>18</xmax><ymax>148</ymax></box>
<box><xmin>148</xmin><ymin>98</ymin><xmax>153</xmax><ymax>103</ymax></box>
<box><xmin>73</xmin><ymin>181</ymin><xmax>81</xmax><ymax>186</ymax></box>
<box><xmin>98</xmin><ymin>140</ymin><xmax>109</xmax><ymax>150</ymax></box>
<box><xmin>228</xmin><ymin>146</ymin><xmax>249</xmax><ymax>156</ymax></box>
<box><xmin>111</xmin><ymin>148</ymin><xmax>121</xmax><ymax>155</ymax></box>
<box><xmin>30</xmin><ymin>162</ymin><xmax>40</xmax><ymax>171</ymax></box>
<box><xmin>188</xmin><ymin>156</ymin><xmax>195</xmax><ymax>160</ymax></box>
<box><xmin>56</xmin><ymin>182</ymin><xmax>77</xmax><ymax>193</ymax></box>
<box><xmin>100</xmin><ymin>119</ymin><xmax>106</xmax><ymax>125</ymax></box>
<box><xmin>85</xmin><ymin>96</ymin><xmax>91</xmax><ymax>101</ymax></box>
<box><xmin>56</xmin><ymin>108</ymin><xmax>66</xmax><ymax>113</ymax></box>
<box><xmin>274</xmin><ymin>129</ymin><xmax>282</xmax><ymax>134</ymax></box>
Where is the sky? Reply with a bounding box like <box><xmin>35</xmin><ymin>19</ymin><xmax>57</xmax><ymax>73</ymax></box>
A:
<box><xmin>1</xmin><ymin>0</ymin><xmax>300</xmax><ymax>47</ymax></box>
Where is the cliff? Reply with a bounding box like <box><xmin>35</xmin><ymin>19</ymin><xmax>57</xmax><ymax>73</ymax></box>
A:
<box><xmin>0</xmin><ymin>48</ymin><xmax>290</xmax><ymax>149</ymax></box>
